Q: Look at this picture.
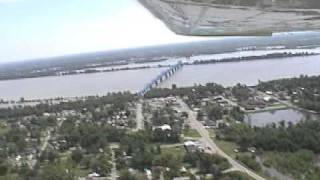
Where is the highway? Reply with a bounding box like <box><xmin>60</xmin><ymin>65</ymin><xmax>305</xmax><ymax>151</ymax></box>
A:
<box><xmin>176</xmin><ymin>97</ymin><xmax>266</xmax><ymax>180</ymax></box>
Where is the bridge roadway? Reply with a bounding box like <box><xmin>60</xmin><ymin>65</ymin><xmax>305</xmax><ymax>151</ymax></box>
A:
<box><xmin>138</xmin><ymin>61</ymin><xmax>183</xmax><ymax>96</ymax></box>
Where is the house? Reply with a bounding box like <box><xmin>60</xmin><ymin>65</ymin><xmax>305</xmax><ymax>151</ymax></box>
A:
<box><xmin>180</xmin><ymin>166</ymin><xmax>187</xmax><ymax>173</ymax></box>
<box><xmin>248</xmin><ymin>147</ymin><xmax>256</xmax><ymax>153</ymax></box>
<box><xmin>263</xmin><ymin>96</ymin><xmax>272</xmax><ymax>102</ymax></box>
<box><xmin>145</xmin><ymin>169</ymin><xmax>152</xmax><ymax>180</ymax></box>
<box><xmin>165</xmin><ymin>96</ymin><xmax>177</xmax><ymax>104</ymax></box>
<box><xmin>244</xmin><ymin>105</ymin><xmax>255</xmax><ymax>111</ymax></box>
<box><xmin>87</xmin><ymin>172</ymin><xmax>100</xmax><ymax>180</ymax></box>
<box><xmin>193</xmin><ymin>108</ymin><xmax>201</xmax><ymax>112</ymax></box>
<box><xmin>201</xmin><ymin>98</ymin><xmax>210</xmax><ymax>106</ymax></box>
<box><xmin>265</xmin><ymin>91</ymin><xmax>273</xmax><ymax>95</ymax></box>
<box><xmin>153</xmin><ymin>124</ymin><xmax>172</xmax><ymax>131</ymax></box>
<box><xmin>16</xmin><ymin>155</ymin><xmax>22</xmax><ymax>162</ymax></box>
<box><xmin>216</xmin><ymin>120</ymin><xmax>230</xmax><ymax>128</ymax></box>
<box><xmin>184</xmin><ymin>141</ymin><xmax>198</xmax><ymax>153</ymax></box>
<box><xmin>218</xmin><ymin>100</ymin><xmax>228</xmax><ymax>105</ymax></box>
<box><xmin>180</xmin><ymin>112</ymin><xmax>188</xmax><ymax>118</ymax></box>
<box><xmin>213</xmin><ymin>96</ymin><xmax>223</xmax><ymax>101</ymax></box>
<box><xmin>43</xmin><ymin>112</ymin><xmax>51</xmax><ymax>117</ymax></box>
<box><xmin>203</xmin><ymin>120</ymin><xmax>216</xmax><ymax>128</ymax></box>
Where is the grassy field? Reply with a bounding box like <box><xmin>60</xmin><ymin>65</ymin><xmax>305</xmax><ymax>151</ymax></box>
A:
<box><xmin>0</xmin><ymin>123</ymin><xmax>9</xmax><ymax>136</ymax></box>
<box><xmin>221</xmin><ymin>171</ymin><xmax>255</xmax><ymax>180</ymax></box>
<box><xmin>214</xmin><ymin>139</ymin><xmax>239</xmax><ymax>158</ymax></box>
<box><xmin>210</xmin><ymin>128</ymin><xmax>240</xmax><ymax>158</ymax></box>
<box><xmin>182</xmin><ymin>128</ymin><xmax>201</xmax><ymax>138</ymax></box>
<box><xmin>207</xmin><ymin>129</ymin><xmax>216</xmax><ymax>138</ymax></box>
<box><xmin>161</xmin><ymin>146</ymin><xmax>186</xmax><ymax>158</ymax></box>
<box><xmin>58</xmin><ymin>152</ymin><xmax>93</xmax><ymax>177</ymax></box>
<box><xmin>0</xmin><ymin>174</ymin><xmax>19</xmax><ymax>180</ymax></box>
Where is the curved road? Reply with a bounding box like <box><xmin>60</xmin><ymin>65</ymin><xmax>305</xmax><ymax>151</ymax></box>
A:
<box><xmin>176</xmin><ymin>98</ymin><xmax>265</xmax><ymax>180</ymax></box>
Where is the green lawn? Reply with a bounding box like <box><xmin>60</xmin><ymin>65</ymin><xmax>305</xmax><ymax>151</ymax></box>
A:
<box><xmin>221</xmin><ymin>171</ymin><xmax>255</xmax><ymax>180</ymax></box>
<box><xmin>0</xmin><ymin>125</ymin><xmax>10</xmax><ymax>136</ymax></box>
<box><xmin>207</xmin><ymin>129</ymin><xmax>216</xmax><ymax>138</ymax></box>
<box><xmin>183</xmin><ymin>129</ymin><xmax>201</xmax><ymax>138</ymax></box>
<box><xmin>214</xmin><ymin>139</ymin><xmax>239</xmax><ymax>158</ymax></box>
<box><xmin>0</xmin><ymin>174</ymin><xmax>19</xmax><ymax>180</ymax></box>
<box><xmin>161</xmin><ymin>146</ymin><xmax>186</xmax><ymax>158</ymax></box>
<box><xmin>210</xmin><ymin>129</ymin><xmax>239</xmax><ymax>158</ymax></box>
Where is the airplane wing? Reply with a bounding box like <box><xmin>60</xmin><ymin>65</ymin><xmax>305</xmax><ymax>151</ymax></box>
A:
<box><xmin>138</xmin><ymin>0</ymin><xmax>320</xmax><ymax>36</ymax></box>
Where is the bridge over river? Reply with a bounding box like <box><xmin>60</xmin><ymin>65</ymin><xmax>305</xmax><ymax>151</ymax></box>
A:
<box><xmin>138</xmin><ymin>61</ymin><xmax>183</xmax><ymax>96</ymax></box>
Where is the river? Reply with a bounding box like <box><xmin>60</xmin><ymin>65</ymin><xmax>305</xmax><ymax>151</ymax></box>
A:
<box><xmin>0</xmin><ymin>68</ymin><xmax>165</xmax><ymax>100</ymax></box>
<box><xmin>161</xmin><ymin>55</ymin><xmax>320</xmax><ymax>88</ymax></box>
<box><xmin>1</xmin><ymin>55</ymin><xmax>320</xmax><ymax>100</ymax></box>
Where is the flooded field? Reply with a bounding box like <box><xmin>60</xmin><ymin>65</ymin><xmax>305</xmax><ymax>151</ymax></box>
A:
<box><xmin>244</xmin><ymin>108</ymin><xmax>317</xmax><ymax>127</ymax></box>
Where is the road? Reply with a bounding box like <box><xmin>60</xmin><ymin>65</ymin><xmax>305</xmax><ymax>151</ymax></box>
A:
<box><xmin>135</xmin><ymin>101</ymin><xmax>145</xmax><ymax>131</ymax></box>
<box><xmin>176</xmin><ymin>97</ymin><xmax>266</xmax><ymax>180</ymax></box>
<box><xmin>31</xmin><ymin>118</ymin><xmax>65</xmax><ymax>168</ymax></box>
<box><xmin>29</xmin><ymin>131</ymin><xmax>52</xmax><ymax>168</ymax></box>
<box><xmin>109</xmin><ymin>144</ymin><xmax>119</xmax><ymax>180</ymax></box>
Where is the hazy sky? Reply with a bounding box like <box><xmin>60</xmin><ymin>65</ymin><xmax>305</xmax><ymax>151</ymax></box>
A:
<box><xmin>0</xmin><ymin>0</ymin><xmax>206</xmax><ymax>63</ymax></box>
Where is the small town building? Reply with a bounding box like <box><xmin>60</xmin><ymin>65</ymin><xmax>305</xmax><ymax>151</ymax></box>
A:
<box><xmin>265</xmin><ymin>91</ymin><xmax>273</xmax><ymax>95</ymax></box>
<box><xmin>184</xmin><ymin>141</ymin><xmax>198</xmax><ymax>153</ymax></box>
<box><xmin>153</xmin><ymin>124</ymin><xmax>172</xmax><ymax>131</ymax></box>
<box><xmin>263</xmin><ymin>96</ymin><xmax>272</xmax><ymax>102</ymax></box>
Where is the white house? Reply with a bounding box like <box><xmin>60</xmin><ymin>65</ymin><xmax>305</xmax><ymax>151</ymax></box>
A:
<box><xmin>153</xmin><ymin>124</ymin><xmax>172</xmax><ymax>131</ymax></box>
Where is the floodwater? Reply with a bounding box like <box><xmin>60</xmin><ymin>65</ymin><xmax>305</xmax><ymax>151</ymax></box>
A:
<box><xmin>1</xmin><ymin>55</ymin><xmax>320</xmax><ymax>100</ymax></box>
<box><xmin>244</xmin><ymin>108</ymin><xmax>316</xmax><ymax>127</ymax></box>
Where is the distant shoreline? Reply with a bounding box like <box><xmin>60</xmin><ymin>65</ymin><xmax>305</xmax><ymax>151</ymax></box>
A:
<box><xmin>187</xmin><ymin>52</ymin><xmax>318</xmax><ymax>65</ymax></box>
<box><xmin>0</xmin><ymin>51</ymin><xmax>318</xmax><ymax>82</ymax></box>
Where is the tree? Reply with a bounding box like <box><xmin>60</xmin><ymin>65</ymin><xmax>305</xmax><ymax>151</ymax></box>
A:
<box><xmin>184</xmin><ymin>124</ymin><xmax>191</xmax><ymax>133</ymax></box>
<box><xmin>131</xmin><ymin>149</ymin><xmax>153</xmax><ymax>170</ymax></box>
<box><xmin>207</xmin><ymin>104</ymin><xmax>223</xmax><ymax>120</ymax></box>
<box><xmin>71</xmin><ymin>149</ymin><xmax>83</xmax><ymax>164</ymax></box>
<box><xmin>19</xmin><ymin>163</ymin><xmax>35</xmax><ymax>179</ymax></box>
<box><xmin>47</xmin><ymin>150</ymin><xmax>59</xmax><ymax>162</ymax></box>
<box><xmin>172</xmin><ymin>84</ymin><xmax>177</xmax><ymax>89</ymax></box>
<box><xmin>90</xmin><ymin>155</ymin><xmax>112</xmax><ymax>176</ymax></box>
<box><xmin>118</xmin><ymin>169</ymin><xmax>137</xmax><ymax>180</ymax></box>
<box><xmin>236</xmin><ymin>154</ymin><xmax>261</xmax><ymax>172</ymax></box>
<box><xmin>0</xmin><ymin>162</ymin><xmax>9</xmax><ymax>176</ymax></box>
<box><xmin>40</xmin><ymin>163</ymin><xmax>75</xmax><ymax>180</ymax></box>
<box><xmin>197</xmin><ymin>153</ymin><xmax>230</xmax><ymax>174</ymax></box>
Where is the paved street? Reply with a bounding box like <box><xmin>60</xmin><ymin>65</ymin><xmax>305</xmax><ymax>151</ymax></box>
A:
<box><xmin>109</xmin><ymin>143</ymin><xmax>119</xmax><ymax>180</ymax></box>
<box><xmin>176</xmin><ymin>97</ymin><xmax>265</xmax><ymax>180</ymax></box>
<box><xmin>135</xmin><ymin>101</ymin><xmax>144</xmax><ymax>131</ymax></box>
<box><xmin>31</xmin><ymin>118</ymin><xmax>65</xmax><ymax>169</ymax></box>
